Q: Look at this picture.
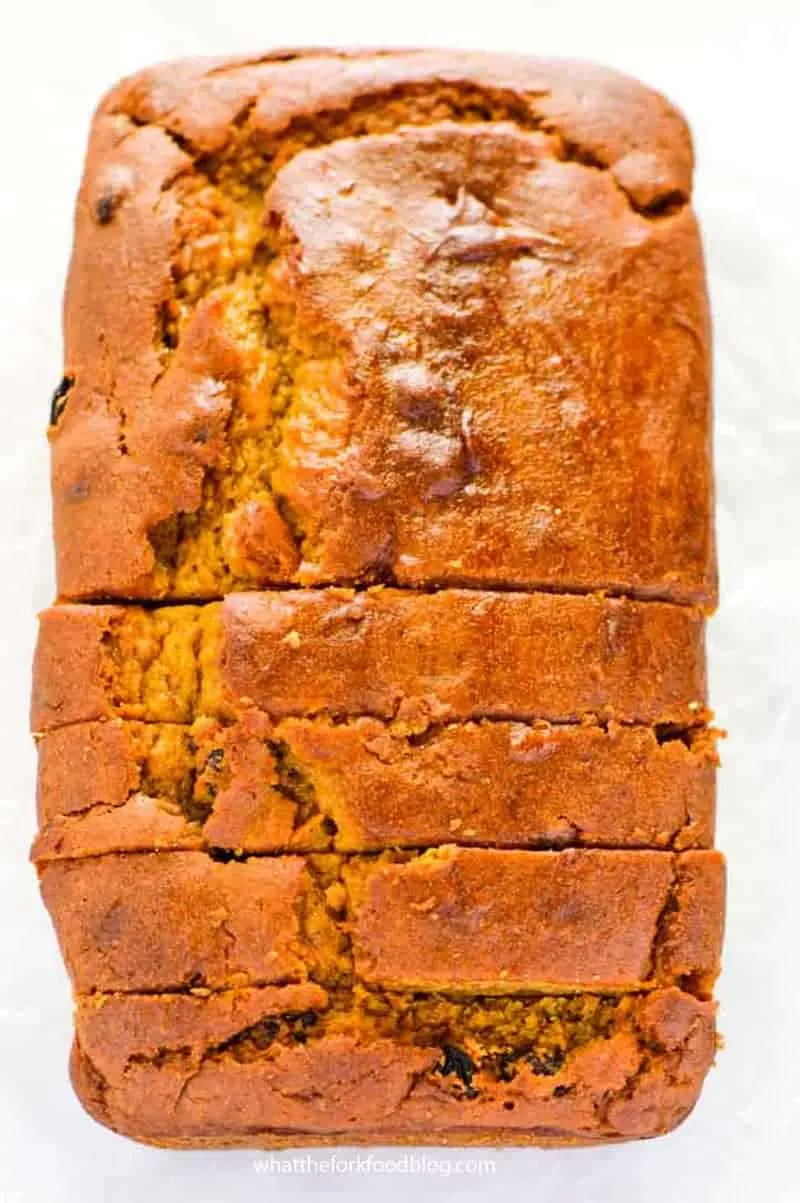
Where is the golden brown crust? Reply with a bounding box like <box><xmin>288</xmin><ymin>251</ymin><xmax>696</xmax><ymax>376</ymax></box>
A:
<box><xmin>69</xmin><ymin>986</ymin><xmax>716</xmax><ymax>1145</ymax></box>
<box><xmin>260</xmin><ymin>123</ymin><xmax>709</xmax><ymax>599</ymax></box>
<box><xmin>220</xmin><ymin>591</ymin><xmax>708</xmax><ymax>726</ymax></box>
<box><xmin>51</xmin><ymin>50</ymin><xmax>713</xmax><ymax>604</ymax></box>
<box><xmin>30</xmin><ymin>605</ymin><xmax>123</xmax><ymax>732</ymax></box>
<box><xmin>30</xmin><ymin>589</ymin><xmax>707</xmax><ymax>733</ymax></box>
<box><xmin>32</xmin><ymin>716</ymin><xmax>717</xmax><ymax>860</ymax></box>
<box><xmin>656</xmin><ymin>851</ymin><xmax>727</xmax><ymax>986</ymax></box>
<box><xmin>103</xmin><ymin>51</ymin><xmax>695</xmax><ymax>178</ymax></box>
<box><xmin>39</xmin><ymin>852</ymin><xmax>316</xmax><ymax>993</ymax></box>
<box><xmin>35</xmin><ymin>712</ymin><xmax>181</xmax><ymax>827</ymax></box>
<box><xmin>345</xmin><ymin>847</ymin><xmax>724</xmax><ymax>993</ymax></box>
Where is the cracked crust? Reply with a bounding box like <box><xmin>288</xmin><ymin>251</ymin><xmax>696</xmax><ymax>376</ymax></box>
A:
<box><xmin>51</xmin><ymin>50</ymin><xmax>714</xmax><ymax>603</ymax></box>
<box><xmin>32</xmin><ymin>715</ymin><xmax>717</xmax><ymax>860</ymax></box>
<box><xmin>30</xmin><ymin>589</ymin><xmax>708</xmax><ymax>733</ymax></box>
<box><xmin>68</xmin><ymin>986</ymin><xmax>716</xmax><ymax>1145</ymax></box>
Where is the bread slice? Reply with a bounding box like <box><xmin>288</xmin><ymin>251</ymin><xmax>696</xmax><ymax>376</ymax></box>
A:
<box><xmin>32</xmin><ymin>716</ymin><xmax>716</xmax><ymax>860</ymax></box>
<box><xmin>70</xmin><ymin>986</ymin><xmax>716</xmax><ymax>1146</ymax></box>
<box><xmin>31</xmin><ymin>590</ymin><xmax>707</xmax><ymax>732</ymax></box>
<box><xmin>40</xmin><ymin>847</ymin><xmax>723</xmax><ymax>995</ymax></box>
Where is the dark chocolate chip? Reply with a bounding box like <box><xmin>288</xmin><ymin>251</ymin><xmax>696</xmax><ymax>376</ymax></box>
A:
<box><xmin>286</xmin><ymin>1010</ymin><xmax>319</xmax><ymax>1042</ymax></box>
<box><xmin>49</xmin><ymin>375</ymin><xmax>74</xmax><ymax>426</ymax></box>
<box><xmin>438</xmin><ymin>1044</ymin><xmax>478</xmax><ymax>1096</ymax></box>
<box><xmin>246</xmin><ymin>1018</ymin><xmax>280</xmax><ymax>1049</ymax></box>
<box><xmin>159</xmin><ymin>301</ymin><xmax>178</xmax><ymax>349</ymax></box>
<box><xmin>205</xmin><ymin>748</ymin><xmax>225</xmax><ymax>772</ymax></box>
<box><xmin>207</xmin><ymin>847</ymin><xmax>246</xmax><ymax>863</ymax></box>
<box><xmin>287</xmin><ymin>1010</ymin><xmax>319</xmax><ymax>1028</ymax></box>
<box><xmin>95</xmin><ymin>190</ymin><xmax>119</xmax><ymax>225</ymax></box>
<box><xmin>495</xmin><ymin>1052</ymin><xmax>516</xmax><ymax>1082</ymax></box>
<box><xmin>528</xmin><ymin>1049</ymin><xmax>566</xmax><ymax>1077</ymax></box>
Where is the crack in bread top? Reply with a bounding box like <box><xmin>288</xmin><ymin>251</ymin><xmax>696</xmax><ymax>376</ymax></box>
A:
<box><xmin>52</xmin><ymin>53</ymin><xmax>714</xmax><ymax>605</ymax></box>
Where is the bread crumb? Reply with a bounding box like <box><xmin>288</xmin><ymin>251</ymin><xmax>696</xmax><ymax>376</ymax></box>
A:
<box><xmin>325</xmin><ymin>881</ymin><xmax>347</xmax><ymax>914</ymax></box>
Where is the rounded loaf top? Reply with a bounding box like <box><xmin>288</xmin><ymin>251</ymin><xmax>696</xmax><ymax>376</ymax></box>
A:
<box><xmin>52</xmin><ymin>50</ymin><xmax>714</xmax><ymax>605</ymax></box>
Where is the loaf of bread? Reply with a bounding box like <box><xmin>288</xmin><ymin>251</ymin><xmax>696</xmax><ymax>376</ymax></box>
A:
<box><xmin>32</xmin><ymin>48</ymin><xmax>723</xmax><ymax>1148</ymax></box>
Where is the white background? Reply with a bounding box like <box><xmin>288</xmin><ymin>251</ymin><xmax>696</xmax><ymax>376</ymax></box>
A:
<box><xmin>1</xmin><ymin>1</ymin><xmax>798</xmax><ymax>1199</ymax></box>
